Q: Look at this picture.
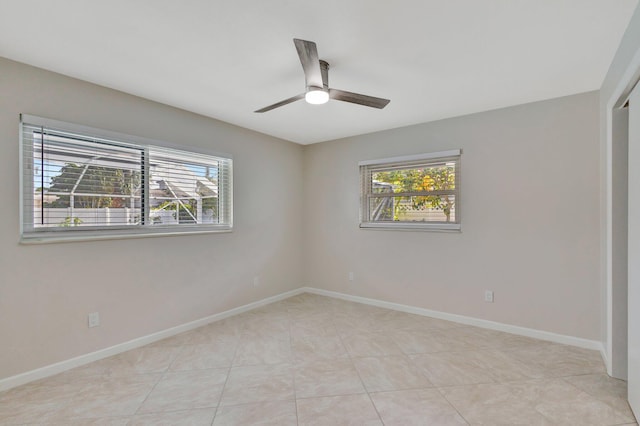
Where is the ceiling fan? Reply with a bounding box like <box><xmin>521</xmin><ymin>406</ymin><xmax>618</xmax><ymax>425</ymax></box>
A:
<box><xmin>255</xmin><ymin>38</ymin><xmax>390</xmax><ymax>113</ymax></box>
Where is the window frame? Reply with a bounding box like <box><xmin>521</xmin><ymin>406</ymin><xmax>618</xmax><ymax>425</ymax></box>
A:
<box><xmin>20</xmin><ymin>114</ymin><xmax>233</xmax><ymax>243</ymax></box>
<box><xmin>359</xmin><ymin>149</ymin><xmax>461</xmax><ymax>231</ymax></box>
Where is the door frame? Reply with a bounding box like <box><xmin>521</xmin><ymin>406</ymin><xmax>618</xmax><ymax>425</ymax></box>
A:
<box><xmin>605</xmin><ymin>48</ymin><xmax>640</xmax><ymax>376</ymax></box>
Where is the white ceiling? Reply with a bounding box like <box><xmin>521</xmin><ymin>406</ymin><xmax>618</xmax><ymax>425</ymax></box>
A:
<box><xmin>0</xmin><ymin>1</ymin><xmax>637</xmax><ymax>144</ymax></box>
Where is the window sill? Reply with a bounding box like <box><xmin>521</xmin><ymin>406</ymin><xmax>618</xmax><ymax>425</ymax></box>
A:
<box><xmin>359</xmin><ymin>222</ymin><xmax>461</xmax><ymax>232</ymax></box>
<box><xmin>20</xmin><ymin>227</ymin><xmax>232</xmax><ymax>244</ymax></box>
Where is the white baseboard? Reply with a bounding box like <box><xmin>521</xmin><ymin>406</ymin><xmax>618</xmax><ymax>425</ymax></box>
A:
<box><xmin>301</xmin><ymin>287</ymin><xmax>604</xmax><ymax>352</ymax></box>
<box><xmin>1</xmin><ymin>285</ymin><xmax>606</xmax><ymax>392</ymax></box>
<box><xmin>600</xmin><ymin>344</ymin><xmax>611</xmax><ymax>375</ymax></box>
<box><xmin>0</xmin><ymin>288</ymin><xmax>305</xmax><ymax>392</ymax></box>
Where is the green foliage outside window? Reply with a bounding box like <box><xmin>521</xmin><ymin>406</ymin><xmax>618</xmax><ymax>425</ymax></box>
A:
<box><xmin>373</xmin><ymin>164</ymin><xmax>455</xmax><ymax>222</ymax></box>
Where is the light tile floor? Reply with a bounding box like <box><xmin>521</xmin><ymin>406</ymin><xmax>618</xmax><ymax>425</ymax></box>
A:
<box><xmin>0</xmin><ymin>293</ymin><xmax>637</xmax><ymax>425</ymax></box>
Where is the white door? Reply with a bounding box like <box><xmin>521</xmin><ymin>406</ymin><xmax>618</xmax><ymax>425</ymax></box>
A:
<box><xmin>628</xmin><ymin>82</ymin><xmax>640</xmax><ymax>418</ymax></box>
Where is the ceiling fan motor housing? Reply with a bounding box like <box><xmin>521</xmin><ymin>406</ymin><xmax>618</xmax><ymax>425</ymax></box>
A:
<box><xmin>319</xmin><ymin>60</ymin><xmax>329</xmax><ymax>89</ymax></box>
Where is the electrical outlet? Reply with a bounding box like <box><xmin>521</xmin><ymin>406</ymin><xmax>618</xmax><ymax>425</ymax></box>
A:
<box><xmin>484</xmin><ymin>290</ymin><xmax>494</xmax><ymax>303</ymax></box>
<box><xmin>348</xmin><ymin>272</ymin><xmax>354</xmax><ymax>282</ymax></box>
<box><xmin>253</xmin><ymin>276</ymin><xmax>260</xmax><ymax>287</ymax></box>
<box><xmin>88</xmin><ymin>312</ymin><xmax>100</xmax><ymax>328</ymax></box>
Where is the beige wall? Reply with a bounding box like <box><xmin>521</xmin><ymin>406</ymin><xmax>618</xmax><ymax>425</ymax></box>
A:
<box><xmin>0</xmin><ymin>57</ymin><xmax>305</xmax><ymax>380</ymax></box>
<box><xmin>303</xmin><ymin>92</ymin><xmax>601</xmax><ymax>340</ymax></box>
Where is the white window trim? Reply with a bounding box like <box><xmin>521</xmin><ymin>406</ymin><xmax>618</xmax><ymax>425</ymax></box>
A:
<box><xmin>359</xmin><ymin>149</ymin><xmax>461</xmax><ymax>231</ymax></box>
<box><xmin>358</xmin><ymin>149</ymin><xmax>461</xmax><ymax>166</ymax></box>
<box><xmin>359</xmin><ymin>222</ymin><xmax>461</xmax><ymax>231</ymax></box>
<box><xmin>20</xmin><ymin>114</ymin><xmax>233</xmax><ymax>244</ymax></box>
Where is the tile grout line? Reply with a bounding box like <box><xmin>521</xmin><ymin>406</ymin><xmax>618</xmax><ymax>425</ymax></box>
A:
<box><xmin>559</xmin><ymin>375</ymin><xmax>638</xmax><ymax>424</ymax></box>
<box><xmin>330</xmin><ymin>305</ymin><xmax>386</xmax><ymax>425</ymax></box>
<box><xmin>130</xmin><ymin>368</ymin><xmax>175</xmax><ymax>417</ymax></box>
<box><xmin>211</xmin><ymin>320</ymin><xmax>246</xmax><ymax>425</ymax></box>
<box><xmin>434</xmin><ymin>385</ymin><xmax>472</xmax><ymax>425</ymax></box>
<box><xmin>128</xmin><ymin>343</ymin><xmax>189</xmax><ymax>418</ymax></box>
<box><xmin>286</xmin><ymin>302</ymin><xmax>301</xmax><ymax>426</ymax></box>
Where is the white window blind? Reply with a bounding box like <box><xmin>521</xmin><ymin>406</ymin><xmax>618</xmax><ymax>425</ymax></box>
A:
<box><xmin>359</xmin><ymin>150</ymin><xmax>461</xmax><ymax>230</ymax></box>
<box><xmin>147</xmin><ymin>147</ymin><xmax>232</xmax><ymax>227</ymax></box>
<box><xmin>21</xmin><ymin>115</ymin><xmax>232</xmax><ymax>241</ymax></box>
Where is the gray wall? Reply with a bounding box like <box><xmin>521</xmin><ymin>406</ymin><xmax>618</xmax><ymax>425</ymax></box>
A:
<box><xmin>0</xmin><ymin>57</ymin><xmax>305</xmax><ymax>380</ymax></box>
<box><xmin>303</xmin><ymin>92</ymin><xmax>601</xmax><ymax>340</ymax></box>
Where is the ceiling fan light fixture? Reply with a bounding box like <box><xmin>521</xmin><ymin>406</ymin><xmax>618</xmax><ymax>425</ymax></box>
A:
<box><xmin>254</xmin><ymin>39</ymin><xmax>389</xmax><ymax>113</ymax></box>
<box><xmin>305</xmin><ymin>87</ymin><xmax>329</xmax><ymax>105</ymax></box>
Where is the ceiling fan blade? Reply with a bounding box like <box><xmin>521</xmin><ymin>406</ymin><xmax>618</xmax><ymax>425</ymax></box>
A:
<box><xmin>329</xmin><ymin>89</ymin><xmax>390</xmax><ymax>109</ymax></box>
<box><xmin>293</xmin><ymin>38</ymin><xmax>323</xmax><ymax>88</ymax></box>
<box><xmin>254</xmin><ymin>93</ymin><xmax>305</xmax><ymax>113</ymax></box>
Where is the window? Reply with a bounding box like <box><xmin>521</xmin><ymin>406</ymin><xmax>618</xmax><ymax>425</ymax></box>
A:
<box><xmin>21</xmin><ymin>115</ymin><xmax>232</xmax><ymax>242</ymax></box>
<box><xmin>359</xmin><ymin>149</ymin><xmax>461</xmax><ymax>230</ymax></box>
